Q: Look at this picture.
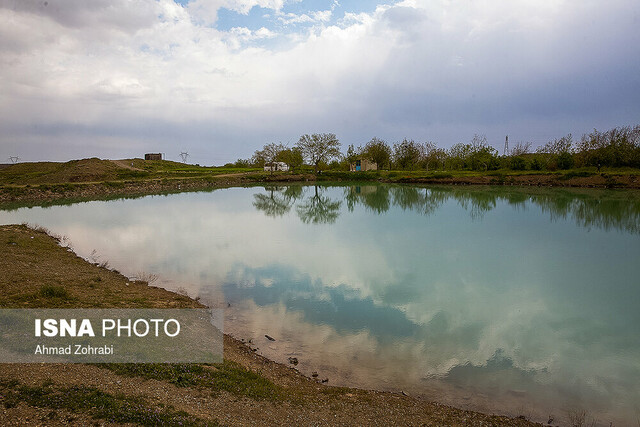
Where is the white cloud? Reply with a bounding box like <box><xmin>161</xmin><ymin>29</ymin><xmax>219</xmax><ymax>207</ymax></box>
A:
<box><xmin>277</xmin><ymin>9</ymin><xmax>333</xmax><ymax>25</ymax></box>
<box><xmin>0</xmin><ymin>0</ymin><xmax>639</xmax><ymax>163</ymax></box>
<box><xmin>188</xmin><ymin>0</ymin><xmax>285</xmax><ymax>25</ymax></box>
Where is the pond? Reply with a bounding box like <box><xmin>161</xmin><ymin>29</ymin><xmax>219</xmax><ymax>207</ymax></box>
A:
<box><xmin>2</xmin><ymin>184</ymin><xmax>639</xmax><ymax>425</ymax></box>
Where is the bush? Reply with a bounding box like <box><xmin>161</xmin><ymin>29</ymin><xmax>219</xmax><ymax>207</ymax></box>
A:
<box><xmin>557</xmin><ymin>152</ymin><xmax>575</xmax><ymax>170</ymax></box>
<box><xmin>510</xmin><ymin>156</ymin><xmax>527</xmax><ymax>171</ymax></box>
<box><xmin>530</xmin><ymin>158</ymin><xmax>543</xmax><ymax>171</ymax></box>
<box><xmin>39</xmin><ymin>285</ymin><xmax>70</xmax><ymax>299</ymax></box>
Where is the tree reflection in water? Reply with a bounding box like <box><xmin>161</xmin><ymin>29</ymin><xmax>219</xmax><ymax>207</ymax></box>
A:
<box><xmin>252</xmin><ymin>184</ymin><xmax>640</xmax><ymax>233</ymax></box>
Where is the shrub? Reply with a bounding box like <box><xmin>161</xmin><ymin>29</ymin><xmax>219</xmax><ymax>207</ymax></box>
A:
<box><xmin>510</xmin><ymin>156</ymin><xmax>527</xmax><ymax>171</ymax></box>
<box><xmin>557</xmin><ymin>152</ymin><xmax>575</xmax><ymax>170</ymax></box>
<box><xmin>530</xmin><ymin>158</ymin><xmax>543</xmax><ymax>171</ymax></box>
<box><xmin>39</xmin><ymin>285</ymin><xmax>70</xmax><ymax>299</ymax></box>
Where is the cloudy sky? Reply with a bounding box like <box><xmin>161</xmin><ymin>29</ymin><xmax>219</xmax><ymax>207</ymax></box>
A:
<box><xmin>1</xmin><ymin>0</ymin><xmax>639</xmax><ymax>165</ymax></box>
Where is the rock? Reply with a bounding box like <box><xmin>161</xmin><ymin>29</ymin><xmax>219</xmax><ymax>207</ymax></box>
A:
<box><xmin>265</xmin><ymin>334</ymin><xmax>275</xmax><ymax>341</ymax></box>
<box><xmin>321</xmin><ymin>378</ymin><xmax>328</xmax><ymax>383</ymax></box>
<box><xmin>311</xmin><ymin>372</ymin><xmax>318</xmax><ymax>378</ymax></box>
<box><xmin>288</xmin><ymin>357</ymin><xmax>298</xmax><ymax>365</ymax></box>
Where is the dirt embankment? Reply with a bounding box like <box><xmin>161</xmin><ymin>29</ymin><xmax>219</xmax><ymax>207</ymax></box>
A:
<box><xmin>0</xmin><ymin>170</ymin><xmax>316</xmax><ymax>207</ymax></box>
<box><xmin>3</xmin><ymin>171</ymin><xmax>640</xmax><ymax>208</ymax></box>
<box><xmin>0</xmin><ymin>224</ymin><xmax>542</xmax><ymax>426</ymax></box>
<box><xmin>1</xmin><ymin>158</ymin><xmax>640</xmax><ymax>207</ymax></box>
<box><xmin>391</xmin><ymin>172</ymin><xmax>640</xmax><ymax>188</ymax></box>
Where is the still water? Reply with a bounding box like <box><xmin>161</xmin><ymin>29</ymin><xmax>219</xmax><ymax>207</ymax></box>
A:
<box><xmin>2</xmin><ymin>184</ymin><xmax>639</xmax><ymax>425</ymax></box>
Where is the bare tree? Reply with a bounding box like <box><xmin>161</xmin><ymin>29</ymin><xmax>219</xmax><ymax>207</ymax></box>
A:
<box><xmin>510</xmin><ymin>141</ymin><xmax>532</xmax><ymax>156</ymax></box>
<box><xmin>471</xmin><ymin>134</ymin><xmax>488</xmax><ymax>149</ymax></box>
<box><xmin>536</xmin><ymin>134</ymin><xmax>573</xmax><ymax>155</ymax></box>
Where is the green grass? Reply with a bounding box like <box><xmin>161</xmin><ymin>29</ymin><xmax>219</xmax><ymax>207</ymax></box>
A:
<box><xmin>39</xmin><ymin>284</ymin><xmax>71</xmax><ymax>299</ymax></box>
<box><xmin>98</xmin><ymin>361</ymin><xmax>287</xmax><ymax>401</ymax></box>
<box><xmin>559</xmin><ymin>170</ymin><xmax>596</xmax><ymax>180</ymax></box>
<box><xmin>0</xmin><ymin>379</ymin><xmax>217</xmax><ymax>426</ymax></box>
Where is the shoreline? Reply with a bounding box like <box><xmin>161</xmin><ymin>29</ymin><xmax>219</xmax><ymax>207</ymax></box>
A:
<box><xmin>1</xmin><ymin>168</ymin><xmax>639</xmax><ymax>209</ymax></box>
<box><xmin>0</xmin><ymin>223</ymin><xmax>543</xmax><ymax>426</ymax></box>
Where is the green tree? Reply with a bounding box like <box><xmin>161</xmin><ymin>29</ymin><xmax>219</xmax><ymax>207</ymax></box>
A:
<box><xmin>537</xmin><ymin>134</ymin><xmax>574</xmax><ymax>170</ymax></box>
<box><xmin>296</xmin><ymin>133</ymin><xmax>341</xmax><ymax>173</ymax></box>
<box><xmin>345</xmin><ymin>144</ymin><xmax>359</xmax><ymax>165</ymax></box>
<box><xmin>233</xmin><ymin>158</ymin><xmax>252</xmax><ymax>168</ymax></box>
<box><xmin>430</xmin><ymin>148</ymin><xmax>448</xmax><ymax>170</ymax></box>
<box><xmin>448</xmin><ymin>143</ymin><xmax>473</xmax><ymax>170</ymax></box>
<box><xmin>530</xmin><ymin>157</ymin><xmax>543</xmax><ymax>170</ymax></box>
<box><xmin>421</xmin><ymin>141</ymin><xmax>438</xmax><ymax>171</ymax></box>
<box><xmin>510</xmin><ymin>156</ymin><xmax>527</xmax><ymax>170</ymax></box>
<box><xmin>363</xmin><ymin>137</ymin><xmax>392</xmax><ymax>170</ymax></box>
<box><xmin>557</xmin><ymin>152</ymin><xmax>575</xmax><ymax>169</ymax></box>
<box><xmin>254</xmin><ymin>143</ymin><xmax>286</xmax><ymax>173</ymax></box>
<box><xmin>393</xmin><ymin>138</ymin><xmax>423</xmax><ymax>170</ymax></box>
<box><xmin>469</xmin><ymin>146</ymin><xmax>500</xmax><ymax>170</ymax></box>
<box><xmin>467</xmin><ymin>134</ymin><xmax>499</xmax><ymax>171</ymax></box>
<box><xmin>277</xmin><ymin>147</ymin><xmax>304</xmax><ymax>172</ymax></box>
<box><xmin>251</xmin><ymin>150</ymin><xmax>266</xmax><ymax>168</ymax></box>
<box><xmin>576</xmin><ymin>125</ymin><xmax>640</xmax><ymax>168</ymax></box>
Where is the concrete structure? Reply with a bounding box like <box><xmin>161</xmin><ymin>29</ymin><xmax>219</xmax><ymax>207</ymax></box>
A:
<box><xmin>144</xmin><ymin>153</ymin><xmax>163</xmax><ymax>160</ymax></box>
<box><xmin>350</xmin><ymin>158</ymin><xmax>377</xmax><ymax>172</ymax></box>
<box><xmin>264</xmin><ymin>162</ymin><xmax>290</xmax><ymax>172</ymax></box>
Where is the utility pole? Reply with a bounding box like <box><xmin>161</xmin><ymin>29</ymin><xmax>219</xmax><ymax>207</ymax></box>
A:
<box><xmin>179</xmin><ymin>152</ymin><xmax>189</xmax><ymax>163</ymax></box>
<box><xmin>8</xmin><ymin>156</ymin><xmax>20</xmax><ymax>164</ymax></box>
<box><xmin>504</xmin><ymin>135</ymin><xmax>509</xmax><ymax>156</ymax></box>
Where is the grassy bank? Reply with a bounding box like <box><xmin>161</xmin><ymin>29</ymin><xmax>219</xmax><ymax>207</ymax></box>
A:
<box><xmin>0</xmin><ymin>224</ymin><xmax>541</xmax><ymax>426</ymax></box>
<box><xmin>1</xmin><ymin>158</ymin><xmax>639</xmax><ymax>209</ymax></box>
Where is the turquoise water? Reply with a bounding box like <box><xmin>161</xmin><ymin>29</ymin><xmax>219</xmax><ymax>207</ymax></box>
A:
<box><xmin>2</xmin><ymin>184</ymin><xmax>639</xmax><ymax>425</ymax></box>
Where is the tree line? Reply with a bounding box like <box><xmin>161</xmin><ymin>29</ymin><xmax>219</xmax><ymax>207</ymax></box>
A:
<box><xmin>228</xmin><ymin>124</ymin><xmax>640</xmax><ymax>172</ymax></box>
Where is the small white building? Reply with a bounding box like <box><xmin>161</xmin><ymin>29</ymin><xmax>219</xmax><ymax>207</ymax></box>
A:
<box><xmin>264</xmin><ymin>162</ymin><xmax>289</xmax><ymax>172</ymax></box>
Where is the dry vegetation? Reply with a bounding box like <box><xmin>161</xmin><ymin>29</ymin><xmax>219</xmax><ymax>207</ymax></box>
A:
<box><xmin>0</xmin><ymin>224</ymin><xmax>542</xmax><ymax>426</ymax></box>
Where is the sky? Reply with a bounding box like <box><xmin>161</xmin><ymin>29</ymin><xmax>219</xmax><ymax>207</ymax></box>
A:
<box><xmin>1</xmin><ymin>0</ymin><xmax>639</xmax><ymax>165</ymax></box>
